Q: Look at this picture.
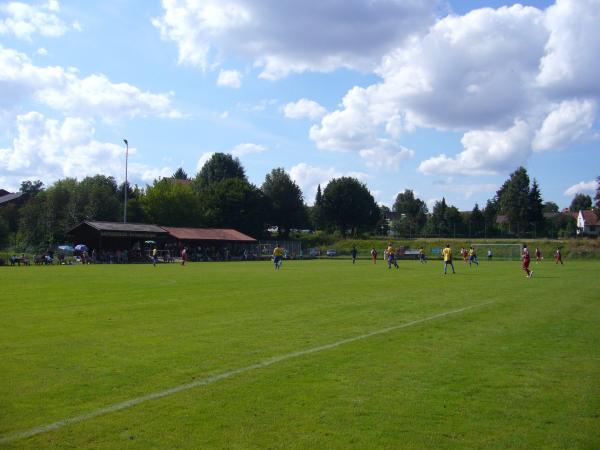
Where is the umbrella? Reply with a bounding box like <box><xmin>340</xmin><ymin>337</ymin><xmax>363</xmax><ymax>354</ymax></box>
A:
<box><xmin>58</xmin><ymin>245</ymin><xmax>74</xmax><ymax>255</ymax></box>
<box><xmin>144</xmin><ymin>240</ymin><xmax>156</xmax><ymax>245</ymax></box>
<box><xmin>74</xmin><ymin>244</ymin><xmax>88</xmax><ymax>252</ymax></box>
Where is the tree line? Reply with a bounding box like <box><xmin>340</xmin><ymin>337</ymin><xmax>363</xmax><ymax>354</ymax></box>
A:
<box><xmin>0</xmin><ymin>155</ymin><xmax>598</xmax><ymax>251</ymax></box>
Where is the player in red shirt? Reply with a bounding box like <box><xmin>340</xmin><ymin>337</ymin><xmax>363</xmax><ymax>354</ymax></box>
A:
<box><xmin>522</xmin><ymin>244</ymin><xmax>533</xmax><ymax>278</ymax></box>
<box><xmin>181</xmin><ymin>247</ymin><xmax>187</xmax><ymax>266</ymax></box>
<box><xmin>370</xmin><ymin>248</ymin><xmax>378</xmax><ymax>264</ymax></box>
<box><xmin>555</xmin><ymin>247</ymin><xmax>563</xmax><ymax>265</ymax></box>
<box><xmin>535</xmin><ymin>247</ymin><xmax>542</xmax><ymax>263</ymax></box>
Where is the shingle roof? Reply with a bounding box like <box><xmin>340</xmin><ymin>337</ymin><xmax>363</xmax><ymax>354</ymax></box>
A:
<box><xmin>580</xmin><ymin>210</ymin><xmax>599</xmax><ymax>226</ymax></box>
<box><xmin>0</xmin><ymin>192</ymin><xmax>23</xmax><ymax>205</ymax></box>
<box><xmin>162</xmin><ymin>226</ymin><xmax>256</xmax><ymax>242</ymax></box>
<box><xmin>84</xmin><ymin>221</ymin><xmax>168</xmax><ymax>233</ymax></box>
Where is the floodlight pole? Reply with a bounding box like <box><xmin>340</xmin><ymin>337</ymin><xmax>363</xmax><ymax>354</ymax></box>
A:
<box><xmin>123</xmin><ymin>139</ymin><xmax>128</xmax><ymax>223</ymax></box>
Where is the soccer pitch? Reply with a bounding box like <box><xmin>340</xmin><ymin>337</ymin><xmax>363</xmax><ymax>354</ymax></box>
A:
<box><xmin>1</xmin><ymin>259</ymin><xmax>599</xmax><ymax>449</ymax></box>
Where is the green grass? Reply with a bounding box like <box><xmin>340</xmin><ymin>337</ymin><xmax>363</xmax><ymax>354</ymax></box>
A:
<box><xmin>1</xmin><ymin>259</ymin><xmax>599</xmax><ymax>449</ymax></box>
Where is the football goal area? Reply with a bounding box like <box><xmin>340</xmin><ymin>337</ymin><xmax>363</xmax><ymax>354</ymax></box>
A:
<box><xmin>472</xmin><ymin>243</ymin><xmax>522</xmax><ymax>261</ymax></box>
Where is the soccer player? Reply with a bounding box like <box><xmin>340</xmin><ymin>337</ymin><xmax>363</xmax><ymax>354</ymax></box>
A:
<box><xmin>468</xmin><ymin>246</ymin><xmax>479</xmax><ymax>267</ymax></box>
<box><xmin>461</xmin><ymin>247</ymin><xmax>468</xmax><ymax>264</ymax></box>
<box><xmin>370</xmin><ymin>247</ymin><xmax>378</xmax><ymax>264</ymax></box>
<box><xmin>418</xmin><ymin>247</ymin><xmax>426</xmax><ymax>263</ymax></box>
<box><xmin>272</xmin><ymin>244</ymin><xmax>284</xmax><ymax>270</ymax></box>
<box><xmin>535</xmin><ymin>247</ymin><xmax>542</xmax><ymax>263</ymax></box>
<box><xmin>386</xmin><ymin>243</ymin><xmax>399</xmax><ymax>269</ymax></box>
<box><xmin>351</xmin><ymin>246</ymin><xmax>358</xmax><ymax>264</ymax></box>
<box><xmin>152</xmin><ymin>247</ymin><xmax>158</xmax><ymax>267</ymax></box>
<box><xmin>555</xmin><ymin>247</ymin><xmax>563</xmax><ymax>265</ymax></box>
<box><xmin>522</xmin><ymin>244</ymin><xmax>533</xmax><ymax>278</ymax></box>
<box><xmin>181</xmin><ymin>247</ymin><xmax>187</xmax><ymax>266</ymax></box>
<box><xmin>487</xmin><ymin>248</ymin><xmax>493</xmax><ymax>261</ymax></box>
<box><xmin>442</xmin><ymin>244</ymin><xmax>455</xmax><ymax>274</ymax></box>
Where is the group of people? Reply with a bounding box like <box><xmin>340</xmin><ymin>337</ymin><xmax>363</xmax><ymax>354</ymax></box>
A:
<box><xmin>459</xmin><ymin>247</ymin><xmax>479</xmax><ymax>267</ymax></box>
<box><xmin>270</xmin><ymin>241</ymin><xmax>565</xmax><ymax>277</ymax></box>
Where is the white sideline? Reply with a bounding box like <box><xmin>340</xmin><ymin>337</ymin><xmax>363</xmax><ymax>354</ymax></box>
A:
<box><xmin>0</xmin><ymin>301</ymin><xmax>494</xmax><ymax>444</ymax></box>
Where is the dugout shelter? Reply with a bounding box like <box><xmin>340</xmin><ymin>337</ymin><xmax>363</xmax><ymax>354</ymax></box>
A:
<box><xmin>68</xmin><ymin>221</ymin><xmax>170</xmax><ymax>262</ymax></box>
<box><xmin>161</xmin><ymin>227</ymin><xmax>257</xmax><ymax>261</ymax></box>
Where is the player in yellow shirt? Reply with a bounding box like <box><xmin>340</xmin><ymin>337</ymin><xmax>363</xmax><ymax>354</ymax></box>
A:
<box><xmin>272</xmin><ymin>244</ymin><xmax>284</xmax><ymax>270</ymax></box>
<box><xmin>468</xmin><ymin>246</ymin><xmax>479</xmax><ymax>267</ymax></box>
<box><xmin>386</xmin><ymin>243</ymin><xmax>399</xmax><ymax>269</ymax></box>
<box><xmin>442</xmin><ymin>244</ymin><xmax>455</xmax><ymax>274</ymax></box>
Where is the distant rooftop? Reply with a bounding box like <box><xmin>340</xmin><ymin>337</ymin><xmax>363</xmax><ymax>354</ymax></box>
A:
<box><xmin>162</xmin><ymin>226</ymin><xmax>256</xmax><ymax>242</ymax></box>
<box><xmin>0</xmin><ymin>192</ymin><xmax>23</xmax><ymax>206</ymax></box>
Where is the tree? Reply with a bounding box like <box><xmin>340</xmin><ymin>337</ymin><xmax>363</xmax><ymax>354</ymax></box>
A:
<box><xmin>483</xmin><ymin>199</ymin><xmax>499</xmax><ymax>237</ymax></box>
<box><xmin>469</xmin><ymin>203</ymin><xmax>485</xmax><ymax>237</ymax></box>
<box><xmin>201</xmin><ymin>178</ymin><xmax>267</xmax><ymax>238</ymax></box>
<box><xmin>76</xmin><ymin>175</ymin><xmax>121</xmax><ymax>222</ymax></box>
<box><xmin>570</xmin><ymin>193</ymin><xmax>592</xmax><ymax>212</ymax></box>
<box><xmin>497</xmin><ymin>167</ymin><xmax>531</xmax><ymax>235</ymax></box>
<box><xmin>321</xmin><ymin>177</ymin><xmax>380</xmax><ymax>236</ymax></box>
<box><xmin>20</xmin><ymin>180</ymin><xmax>44</xmax><ymax>196</ymax></box>
<box><xmin>426</xmin><ymin>198</ymin><xmax>449</xmax><ymax>236</ymax></box>
<box><xmin>595</xmin><ymin>176</ymin><xmax>600</xmax><ymax>214</ymax></box>
<box><xmin>17</xmin><ymin>191</ymin><xmax>49</xmax><ymax>249</ymax></box>
<box><xmin>542</xmin><ymin>201</ymin><xmax>559</xmax><ymax>213</ymax></box>
<box><xmin>528</xmin><ymin>179</ymin><xmax>545</xmax><ymax>237</ymax></box>
<box><xmin>311</xmin><ymin>184</ymin><xmax>326</xmax><ymax>230</ymax></box>
<box><xmin>392</xmin><ymin>190</ymin><xmax>428</xmax><ymax>235</ymax></box>
<box><xmin>142</xmin><ymin>178</ymin><xmax>202</xmax><ymax>226</ymax></box>
<box><xmin>172</xmin><ymin>167</ymin><xmax>189</xmax><ymax>180</ymax></box>
<box><xmin>446</xmin><ymin>205</ymin><xmax>464</xmax><ymax>237</ymax></box>
<box><xmin>0</xmin><ymin>215</ymin><xmax>9</xmax><ymax>249</ymax></box>
<box><xmin>376</xmin><ymin>205</ymin><xmax>391</xmax><ymax>236</ymax></box>
<box><xmin>261</xmin><ymin>168</ymin><xmax>306</xmax><ymax>237</ymax></box>
<box><xmin>194</xmin><ymin>153</ymin><xmax>246</xmax><ymax>189</ymax></box>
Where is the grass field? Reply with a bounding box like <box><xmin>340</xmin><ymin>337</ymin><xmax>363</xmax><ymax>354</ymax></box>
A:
<box><xmin>1</xmin><ymin>258</ymin><xmax>599</xmax><ymax>449</ymax></box>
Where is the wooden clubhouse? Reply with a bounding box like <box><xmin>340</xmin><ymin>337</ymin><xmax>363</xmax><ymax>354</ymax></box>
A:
<box><xmin>68</xmin><ymin>221</ymin><xmax>257</xmax><ymax>262</ymax></box>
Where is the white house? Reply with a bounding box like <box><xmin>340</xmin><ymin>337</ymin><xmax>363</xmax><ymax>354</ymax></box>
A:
<box><xmin>575</xmin><ymin>210</ymin><xmax>599</xmax><ymax>235</ymax></box>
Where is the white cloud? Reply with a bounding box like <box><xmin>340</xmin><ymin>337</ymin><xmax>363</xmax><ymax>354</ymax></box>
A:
<box><xmin>374</xmin><ymin>4</ymin><xmax>548</xmax><ymax>130</ymax></box>
<box><xmin>359</xmin><ymin>141</ymin><xmax>414</xmax><ymax>171</ymax></box>
<box><xmin>217</xmin><ymin>69</ymin><xmax>241</xmax><ymax>88</ymax></box>
<box><xmin>153</xmin><ymin>0</ymin><xmax>436</xmax><ymax>79</ymax></box>
<box><xmin>563</xmin><ymin>180</ymin><xmax>598</xmax><ymax>197</ymax></box>
<box><xmin>283</xmin><ymin>99</ymin><xmax>326</xmax><ymax>120</ymax></box>
<box><xmin>532</xmin><ymin>99</ymin><xmax>596</xmax><ymax>151</ymax></box>
<box><xmin>0</xmin><ymin>111</ymin><xmax>171</xmax><ymax>186</ymax></box>
<box><xmin>237</xmin><ymin>98</ymin><xmax>278</xmax><ymax>113</ymax></box>
<box><xmin>0</xmin><ymin>45</ymin><xmax>180</xmax><ymax>120</ymax></box>
<box><xmin>537</xmin><ymin>0</ymin><xmax>600</xmax><ymax>97</ymax></box>
<box><xmin>230</xmin><ymin>142</ymin><xmax>267</xmax><ymax>157</ymax></box>
<box><xmin>311</xmin><ymin>3</ymin><xmax>600</xmax><ymax>176</ymax></box>
<box><xmin>0</xmin><ymin>0</ymin><xmax>75</xmax><ymax>40</ymax></box>
<box><xmin>288</xmin><ymin>162</ymin><xmax>369</xmax><ymax>205</ymax></box>
<box><xmin>310</xmin><ymin>86</ymin><xmax>381</xmax><ymax>152</ymax></box>
<box><xmin>194</xmin><ymin>143</ymin><xmax>267</xmax><ymax>174</ymax></box>
<box><xmin>196</xmin><ymin>152</ymin><xmax>215</xmax><ymax>172</ymax></box>
<box><xmin>431</xmin><ymin>179</ymin><xmax>499</xmax><ymax>200</ymax></box>
<box><xmin>36</xmin><ymin>47</ymin><xmax>48</xmax><ymax>56</ymax></box>
<box><xmin>418</xmin><ymin>121</ymin><xmax>532</xmax><ymax>176</ymax></box>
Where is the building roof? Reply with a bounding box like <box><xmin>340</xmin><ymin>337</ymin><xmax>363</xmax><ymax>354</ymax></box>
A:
<box><xmin>0</xmin><ymin>192</ymin><xmax>23</xmax><ymax>206</ymax></box>
<box><xmin>162</xmin><ymin>226</ymin><xmax>256</xmax><ymax>242</ymax></box>
<box><xmin>0</xmin><ymin>189</ymin><xmax>10</xmax><ymax>196</ymax></box>
<box><xmin>579</xmin><ymin>210</ymin><xmax>599</xmax><ymax>226</ymax></box>
<box><xmin>74</xmin><ymin>221</ymin><xmax>168</xmax><ymax>234</ymax></box>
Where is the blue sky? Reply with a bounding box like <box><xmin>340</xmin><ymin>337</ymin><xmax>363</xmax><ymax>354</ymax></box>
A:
<box><xmin>0</xmin><ymin>0</ymin><xmax>598</xmax><ymax>211</ymax></box>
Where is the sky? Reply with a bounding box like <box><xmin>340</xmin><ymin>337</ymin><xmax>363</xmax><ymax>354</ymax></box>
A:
<box><xmin>0</xmin><ymin>0</ymin><xmax>598</xmax><ymax>211</ymax></box>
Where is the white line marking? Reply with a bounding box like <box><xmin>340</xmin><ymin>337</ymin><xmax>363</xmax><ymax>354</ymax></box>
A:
<box><xmin>0</xmin><ymin>301</ymin><xmax>493</xmax><ymax>444</ymax></box>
